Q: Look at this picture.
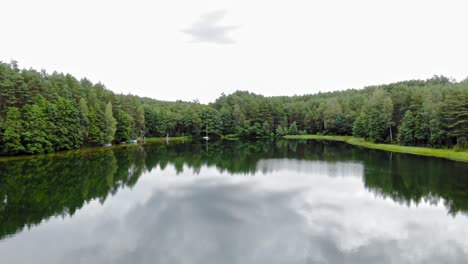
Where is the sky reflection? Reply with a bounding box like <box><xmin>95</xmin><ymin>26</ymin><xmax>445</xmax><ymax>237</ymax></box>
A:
<box><xmin>0</xmin><ymin>159</ymin><xmax>467</xmax><ymax>264</ymax></box>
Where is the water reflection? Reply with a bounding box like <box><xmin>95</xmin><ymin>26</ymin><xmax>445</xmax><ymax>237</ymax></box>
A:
<box><xmin>257</xmin><ymin>159</ymin><xmax>364</xmax><ymax>177</ymax></box>
<box><xmin>0</xmin><ymin>140</ymin><xmax>467</xmax><ymax>263</ymax></box>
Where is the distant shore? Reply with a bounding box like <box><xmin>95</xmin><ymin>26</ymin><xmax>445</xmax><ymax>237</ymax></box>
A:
<box><xmin>284</xmin><ymin>135</ymin><xmax>468</xmax><ymax>163</ymax></box>
<box><xmin>0</xmin><ymin>136</ymin><xmax>193</xmax><ymax>161</ymax></box>
<box><xmin>144</xmin><ymin>136</ymin><xmax>192</xmax><ymax>142</ymax></box>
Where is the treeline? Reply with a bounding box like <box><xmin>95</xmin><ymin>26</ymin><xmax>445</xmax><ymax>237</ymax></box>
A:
<box><xmin>143</xmin><ymin>75</ymin><xmax>467</xmax><ymax>148</ymax></box>
<box><xmin>1</xmin><ymin>61</ymin><xmax>467</xmax><ymax>155</ymax></box>
<box><xmin>0</xmin><ymin>61</ymin><xmax>146</xmax><ymax>155</ymax></box>
<box><xmin>209</xmin><ymin>78</ymin><xmax>467</xmax><ymax>149</ymax></box>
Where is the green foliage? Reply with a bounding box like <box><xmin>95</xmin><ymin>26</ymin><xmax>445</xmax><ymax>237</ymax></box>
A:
<box><xmin>220</xmin><ymin>107</ymin><xmax>233</xmax><ymax>135</ymax></box>
<box><xmin>352</xmin><ymin>89</ymin><xmax>393</xmax><ymax>143</ymax></box>
<box><xmin>115</xmin><ymin>109</ymin><xmax>132</xmax><ymax>142</ymax></box>
<box><xmin>321</xmin><ymin>98</ymin><xmax>343</xmax><ymax>134</ymax></box>
<box><xmin>134</xmin><ymin>105</ymin><xmax>145</xmax><ymax>137</ymax></box>
<box><xmin>352</xmin><ymin>112</ymin><xmax>366</xmax><ymax>138</ymax></box>
<box><xmin>79</xmin><ymin>98</ymin><xmax>90</xmax><ymax>142</ymax></box>
<box><xmin>21</xmin><ymin>96</ymin><xmax>53</xmax><ymax>154</ymax></box>
<box><xmin>275</xmin><ymin>125</ymin><xmax>284</xmax><ymax>137</ymax></box>
<box><xmin>442</xmin><ymin>88</ymin><xmax>468</xmax><ymax>148</ymax></box>
<box><xmin>0</xmin><ymin>61</ymin><xmax>466</xmax><ymax>155</ymax></box>
<box><xmin>51</xmin><ymin>97</ymin><xmax>82</xmax><ymax>150</ymax></box>
<box><xmin>201</xmin><ymin>107</ymin><xmax>222</xmax><ymax>135</ymax></box>
<box><xmin>261</xmin><ymin>121</ymin><xmax>271</xmax><ymax>137</ymax></box>
<box><xmin>104</xmin><ymin>102</ymin><xmax>117</xmax><ymax>143</ymax></box>
<box><xmin>397</xmin><ymin>110</ymin><xmax>415</xmax><ymax>145</ymax></box>
<box><xmin>87</xmin><ymin>108</ymin><xmax>105</xmax><ymax>145</ymax></box>
<box><xmin>288</xmin><ymin>121</ymin><xmax>298</xmax><ymax>135</ymax></box>
<box><xmin>0</xmin><ymin>107</ymin><xmax>24</xmax><ymax>154</ymax></box>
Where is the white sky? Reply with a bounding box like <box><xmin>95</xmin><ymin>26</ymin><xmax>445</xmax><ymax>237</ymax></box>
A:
<box><xmin>1</xmin><ymin>0</ymin><xmax>467</xmax><ymax>103</ymax></box>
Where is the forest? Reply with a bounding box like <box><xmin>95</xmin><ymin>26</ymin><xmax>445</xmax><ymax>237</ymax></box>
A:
<box><xmin>0</xmin><ymin>60</ymin><xmax>467</xmax><ymax>155</ymax></box>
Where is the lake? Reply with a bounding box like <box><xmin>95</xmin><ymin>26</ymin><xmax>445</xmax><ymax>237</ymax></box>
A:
<box><xmin>0</xmin><ymin>139</ymin><xmax>467</xmax><ymax>264</ymax></box>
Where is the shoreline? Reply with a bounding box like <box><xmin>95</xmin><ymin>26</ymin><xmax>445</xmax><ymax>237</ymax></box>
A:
<box><xmin>0</xmin><ymin>136</ymin><xmax>192</xmax><ymax>162</ymax></box>
<box><xmin>2</xmin><ymin>135</ymin><xmax>467</xmax><ymax>163</ymax></box>
<box><xmin>284</xmin><ymin>135</ymin><xmax>468</xmax><ymax>162</ymax></box>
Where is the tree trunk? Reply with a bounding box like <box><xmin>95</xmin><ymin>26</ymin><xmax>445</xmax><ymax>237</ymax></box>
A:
<box><xmin>389</xmin><ymin>126</ymin><xmax>393</xmax><ymax>142</ymax></box>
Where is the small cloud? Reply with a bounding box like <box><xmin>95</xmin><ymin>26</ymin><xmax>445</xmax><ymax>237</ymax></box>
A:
<box><xmin>182</xmin><ymin>10</ymin><xmax>238</xmax><ymax>44</ymax></box>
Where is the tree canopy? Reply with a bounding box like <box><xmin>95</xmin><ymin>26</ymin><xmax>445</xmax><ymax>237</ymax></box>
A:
<box><xmin>0</xmin><ymin>61</ymin><xmax>467</xmax><ymax>155</ymax></box>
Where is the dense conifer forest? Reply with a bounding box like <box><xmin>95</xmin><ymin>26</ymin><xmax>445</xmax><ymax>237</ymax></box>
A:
<box><xmin>0</xmin><ymin>60</ymin><xmax>467</xmax><ymax>155</ymax></box>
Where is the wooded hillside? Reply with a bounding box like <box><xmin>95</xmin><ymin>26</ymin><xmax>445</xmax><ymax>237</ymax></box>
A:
<box><xmin>0</xmin><ymin>61</ymin><xmax>467</xmax><ymax>155</ymax></box>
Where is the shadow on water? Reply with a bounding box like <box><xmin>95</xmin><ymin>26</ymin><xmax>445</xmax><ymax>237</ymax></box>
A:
<box><xmin>0</xmin><ymin>139</ymin><xmax>467</xmax><ymax>240</ymax></box>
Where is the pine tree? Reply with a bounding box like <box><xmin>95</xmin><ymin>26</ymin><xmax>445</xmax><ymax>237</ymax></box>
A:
<box><xmin>353</xmin><ymin>112</ymin><xmax>367</xmax><ymax>138</ymax></box>
<box><xmin>0</xmin><ymin>107</ymin><xmax>25</xmax><ymax>154</ymax></box>
<box><xmin>51</xmin><ymin>97</ymin><xmax>82</xmax><ymax>150</ymax></box>
<box><xmin>115</xmin><ymin>109</ymin><xmax>132</xmax><ymax>142</ymax></box>
<box><xmin>79</xmin><ymin>98</ymin><xmax>90</xmax><ymax>143</ymax></box>
<box><xmin>397</xmin><ymin>110</ymin><xmax>415</xmax><ymax>145</ymax></box>
<box><xmin>442</xmin><ymin>88</ymin><xmax>468</xmax><ymax>148</ymax></box>
<box><xmin>289</xmin><ymin>122</ymin><xmax>298</xmax><ymax>135</ymax></box>
<box><xmin>275</xmin><ymin>125</ymin><xmax>284</xmax><ymax>137</ymax></box>
<box><xmin>21</xmin><ymin>98</ymin><xmax>53</xmax><ymax>154</ymax></box>
<box><xmin>104</xmin><ymin>102</ymin><xmax>117</xmax><ymax>143</ymax></box>
<box><xmin>321</xmin><ymin>98</ymin><xmax>343</xmax><ymax>134</ymax></box>
<box><xmin>134</xmin><ymin>105</ymin><xmax>145</xmax><ymax>138</ymax></box>
<box><xmin>262</xmin><ymin>121</ymin><xmax>271</xmax><ymax>137</ymax></box>
<box><xmin>220</xmin><ymin>107</ymin><xmax>233</xmax><ymax>135</ymax></box>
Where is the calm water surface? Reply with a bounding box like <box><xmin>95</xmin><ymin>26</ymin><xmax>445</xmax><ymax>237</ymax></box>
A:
<box><xmin>0</xmin><ymin>140</ymin><xmax>467</xmax><ymax>264</ymax></box>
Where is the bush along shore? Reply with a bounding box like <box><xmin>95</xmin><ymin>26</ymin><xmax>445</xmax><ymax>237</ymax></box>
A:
<box><xmin>284</xmin><ymin>135</ymin><xmax>468</xmax><ymax>162</ymax></box>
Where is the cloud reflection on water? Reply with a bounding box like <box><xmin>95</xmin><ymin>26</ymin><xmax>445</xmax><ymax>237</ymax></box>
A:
<box><xmin>0</xmin><ymin>159</ymin><xmax>467</xmax><ymax>264</ymax></box>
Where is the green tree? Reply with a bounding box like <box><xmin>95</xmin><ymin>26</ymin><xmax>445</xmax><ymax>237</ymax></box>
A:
<box><xmin>289</xmin><ymin>121</ymin><xmax>298</xmax><ymax>135</ymax></box>
<box><xmin>134</xmin><ymin>105</ymin><xmax>145</xmax><ymax>138</ymax></box>
<box><xmin>201</xmin><ymin>107</ymin><xmax>222</xmax><ymax>135</ymax></box>
<box><xmin>79</xmin><ymin>98</ymin><xmax>90</xmax><ymax>143</ymax></box>
<box><xmin>87</xmin><ymin>108</ymin><xmax>105</xmax><ymax>145</ymax></box>
<box><xmin>191</xmin><ymin>111</ymin><xmax>202</xmax><ymax>136</ymax></box>
<box><xmin>275</xmin><ymin>125</ymin><xmax>284</xmax><ymax>137</ymax></box>
<box><xmin>397</xmin><ymin>110</ymin><xmax>415</xmax><ymax>145</ymax></box>
<box><xmin>21</xmin><ymin>99</ymin><xmax>53</xmax><ymax>154</ymax></box>
<box><xmin>442</xmin><ymin>88</ymin><xmax>468</xmax><ymax>148</ymax></box>
<box><xmin>104</xmin><ymin>102</ymin><xmax>117</xmax><ymax>143</ymax></box>
<box><xmin>115</xmin><ymin>109</ymin><xmax>132</xmax><ymax>142</ymax></box>
<box><xmin>352</xmin><ymin>112</ymin><xmax>367</xmax><ymax>138</ymax></box>
<box><xmin>321</xmin><ymin>98</ymin><xmax>343</xmax><ymax>134</ymax></box>
<box><xmin>220</xmin><ymin>107</ymin><xmax>233</xmax><ymax>135</ymax></box>
<box><xmin>52</xmin><ymin>97</ymin><xmax>82</xmax><ymax>150</ymax></box>
<box><xmin>0</xmin><ymin>107</ymin><xmax>24</xmax><ymax>154</ymax></box>
<box><xmin>262</xmin><ymin>121</ymin><xmax>271</xmax><ymax>137</ymax></box>
<box><xmin>354</xmin><ymin>89</ymin><xmax>393</xmax><ymax>142</ymax></box>
<box><xmin>86</xmin><ymin>91</ymin><xmax>105</xmax><ymax>145</ymax></box>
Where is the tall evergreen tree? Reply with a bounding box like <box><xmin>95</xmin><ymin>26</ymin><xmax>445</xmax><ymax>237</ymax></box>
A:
<box><xmin>0</xmin><ymin>107</ymin><xmax>24</xmax><ymax>154</ymax></box>
<box><xmin>275</xmin><ymin>125</ymin><xmax>284</xmax><ymax>137</ymax></box>
<box><xmin>442</xmin><ymin>88</ymin><xmax>468</xmax><ymax>148</ymax></box>
<box><xmin>289</xmin><ymin>122</ymin><xmax>298</xmax><ymax>135</ymax></box>
<box><xmin>397</xmin><ymin>110</ymin><xmax>415</xmax><ymax>145</ymax></box>
<box><xmin>79</xmin><ymin>98</ymin><xmax>90</xmax><ymax>143</ymax></box>
<box><xmin>21</xmin><ymin>97</ymin><xmax>53</xmax><ymax>154</ymax></box>
<box><xmin>104</xmin><ymin>102</ymin><xmax>117</xmax><ymax>144</ymax></box>
<box><xmin>115</xmin><ymin>109</ymin><xmax>132</xmax><ymax>142</ymax></box>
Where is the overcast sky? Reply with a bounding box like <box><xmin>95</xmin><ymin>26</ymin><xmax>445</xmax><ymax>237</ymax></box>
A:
<box><xmin>1</xmin><ymin>0</ymin><xmax>467</xmax><ymax>103</ymax></box>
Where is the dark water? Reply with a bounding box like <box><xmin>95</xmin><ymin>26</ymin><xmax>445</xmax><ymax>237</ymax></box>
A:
<box><xmin>0</xmin><ymin>140</ymin><xmax>467</xmax><ymax>264</ymax></box>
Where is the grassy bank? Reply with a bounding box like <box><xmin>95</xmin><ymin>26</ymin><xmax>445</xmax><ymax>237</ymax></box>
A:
<box><xmin>144</xmin><ymin>136</ymin><xmax>192</xmax><ymax>142</ymax></box>
<box><xmin>284</xmin><ymin>135</ymin><xmax>468</xmax><ymax>162</ymax></box>
<box><xmin>221</xmin><ymin>134</ymin><xmax>240</xmax><ymax>140</ymax></box>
